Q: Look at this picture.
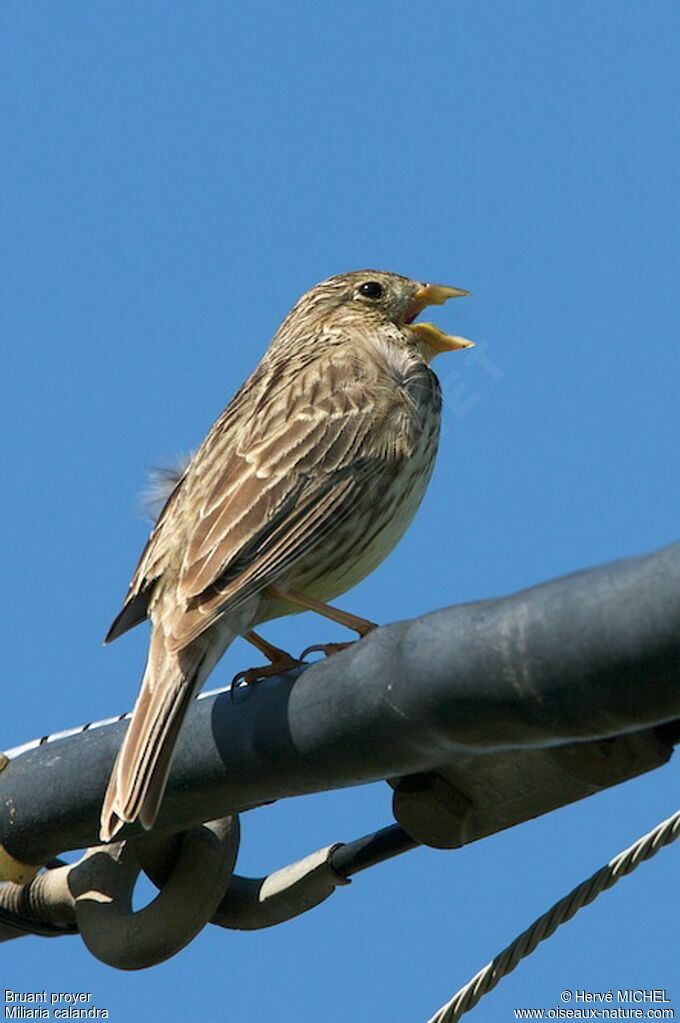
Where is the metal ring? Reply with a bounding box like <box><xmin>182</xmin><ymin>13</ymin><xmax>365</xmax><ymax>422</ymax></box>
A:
<box><xmin>71</xmin><ymin>816</ymin><xmax>239</xmax><ymax>970</ymax></box>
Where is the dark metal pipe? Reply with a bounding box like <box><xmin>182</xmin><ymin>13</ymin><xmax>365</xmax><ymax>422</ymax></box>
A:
<box><xmin>1</xmin><ymin>543</ymin><xmax>679</xmax><ymax>864</ymax></box>
<box><xmin>330</xmin><ymin>825</ymin><xmax>419</xmax><ymax>878</ymax></box>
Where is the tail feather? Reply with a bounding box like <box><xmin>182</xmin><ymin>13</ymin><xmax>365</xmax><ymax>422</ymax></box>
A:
<box><xmin>100</xmin><ymin>632</ymin><xmax>203</xmax><ymax>841</ymax></box>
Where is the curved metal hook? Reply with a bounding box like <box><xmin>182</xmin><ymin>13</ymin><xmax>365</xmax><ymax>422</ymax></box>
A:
<box><xmin>213</xmin><ymin>843</ymin><xmax>350</xmax><ymax>930</ymax></box>
<box><xmin>71</xmin><ymin>816</ymin><xmax>239</xmax><ymax>970</ymax></box>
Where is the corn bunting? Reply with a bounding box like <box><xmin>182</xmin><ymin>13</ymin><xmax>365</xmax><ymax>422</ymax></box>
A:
<box><xmin>100</xmin><ymin>270</ymin><xmax>473</xmax><ymax>840</ymax></box>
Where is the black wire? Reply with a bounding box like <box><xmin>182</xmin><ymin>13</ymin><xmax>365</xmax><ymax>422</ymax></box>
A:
<box><xmin>330</xmin><ymin>824</ymin><xmax>419</xmax><ymax>878</ymax></box>
<box><xmin>0</xmin><ymin>824</ymin><xmax>416</xmax><ymax>940</ymax></box>
<box><xmin>0</xmin><ymin>905</ymin><xmax>77</xmax><ymax>938</ymax></box>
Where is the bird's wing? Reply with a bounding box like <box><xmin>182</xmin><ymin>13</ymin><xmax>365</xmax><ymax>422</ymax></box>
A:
<box><xmin>104</xmin><ymin>365</ymin><xmax>265</xmax><ymax>643</ymax></box>
<box><xmin>107</xmin><ymin>346</ymin><xmax>411</xmax><ymax>650</ymax></box>
<box><xmin>104</xmin><ymin>469</ymin><xmax>187</xmax><ymax>643</ymax></box>
<box><xmin>163</xmin><ymin>359</ymin><xmax>406</xmax><ymax>652</ymax></box>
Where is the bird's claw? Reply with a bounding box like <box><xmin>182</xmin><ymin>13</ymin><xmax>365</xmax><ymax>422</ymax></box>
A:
<box><xmin>230</xmin><ymin>656</ymin><xmax>303</xmax><ymax>699</ymax></box>
<box><xmin>299</xmin><ymin>640</ymin><xmax>356</xmax><ymax>661</ymax></box>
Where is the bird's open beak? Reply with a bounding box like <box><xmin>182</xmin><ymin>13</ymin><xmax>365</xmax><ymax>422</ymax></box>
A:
<box><xmin>408</xmin><ymin>322</ymin><xmax>475</xmax><ymax>352</ymax></box>
<box><xmin>414</xmin><ymin>283</ymin><xmax>470</xmax><ymax>306</ymax></box>
<box><xmin>403</xmin><ymin>282</ymin><xmax>474</xmax><ymax>354</ymax></box>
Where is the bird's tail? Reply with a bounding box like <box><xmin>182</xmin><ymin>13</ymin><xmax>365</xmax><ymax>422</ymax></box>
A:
<box><xmin>99</xmin><ymin>630</ymin><xmax>203</xmax><ymax>842</ymax></box>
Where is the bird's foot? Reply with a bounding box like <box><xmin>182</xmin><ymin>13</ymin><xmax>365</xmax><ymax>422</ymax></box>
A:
<box><xmin>300</xmin><ymin>640</ymin><xmax>356</xmax><ymax>661</ymax></box>
<box><xmin>230</xmin><ymin>653</ymin><xmax>303</xmax><ymax>695</ymax></box>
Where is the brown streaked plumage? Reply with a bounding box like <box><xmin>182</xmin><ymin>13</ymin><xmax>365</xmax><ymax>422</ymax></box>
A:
<box><xmin>100</xmin><ymin>270</ymin><xmax>473</xmax><ymax>840</ymax></box>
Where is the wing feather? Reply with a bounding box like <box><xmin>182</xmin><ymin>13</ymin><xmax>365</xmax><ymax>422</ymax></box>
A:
<box><xmin>165</xmin><ymin>462</ymin><xmax>383</xmax><ymax>652</ymax></box>
<box><xmin>107</xmin><ymin>344</ymin><xmax>416</xmax><ymax>652</ymax></box>
<box><xmin>104</xmin><ymin>470</ymin><xmax>187</xmax><ymax>643</ymax></box>
<box><xmin>178</xmin><ymin>400</ymin><xmax>371</xmax><ymax>601</ymax></box>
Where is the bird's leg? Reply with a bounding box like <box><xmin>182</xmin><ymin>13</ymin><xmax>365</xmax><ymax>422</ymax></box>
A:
<box><xmin>244</xmin><ymin>629</ymin><xmax>297</xmax><ymax>664</ymax></box>
<box><xmin>231</xmin><ymin>629</ymin><xmax>302</xmax><ymax>691</ymax></box>
<box><xmin>266</xmin><ymin>586</ymin><xmax>378</xmax><ymax>661</ymax></box>
<box><xmin>267</xmin><ymin>587</ymin><xmax>378</xmax><ymax>634</ymax></box>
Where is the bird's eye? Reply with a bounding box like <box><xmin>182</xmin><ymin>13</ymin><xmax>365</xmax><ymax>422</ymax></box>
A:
<box><xmin>358</xmin><ymin>281</ymin><xmax>384</xmax><ymax>300</ymax></box>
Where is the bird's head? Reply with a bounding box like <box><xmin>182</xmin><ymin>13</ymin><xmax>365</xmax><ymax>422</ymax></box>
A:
<box><xmin>279</xmin><ymin>270</ymin><xmax>474</xmax><ymax>363</ymax></box>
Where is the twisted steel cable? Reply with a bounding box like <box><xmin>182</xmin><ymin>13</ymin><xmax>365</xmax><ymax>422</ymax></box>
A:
<box><xmin>427</xmin><ymin>807</ymin><xmax>680</xmax><ymax>1023</ymax></box>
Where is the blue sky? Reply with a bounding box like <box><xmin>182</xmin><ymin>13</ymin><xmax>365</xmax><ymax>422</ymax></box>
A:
<box><xmin>1</xmin><ymin>1</ymin><xmax>678</xmax><ymax>1020</ymax></box>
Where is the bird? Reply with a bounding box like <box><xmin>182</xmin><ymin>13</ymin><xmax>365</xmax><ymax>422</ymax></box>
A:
<box><xmin>99</xmin><ymin>270</ymin><xmax>473</xmax><ymax>841</ymax></box>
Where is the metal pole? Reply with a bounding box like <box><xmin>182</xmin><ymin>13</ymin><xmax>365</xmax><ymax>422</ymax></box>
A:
<box><xmin>1</xmin><ymin>543</ymin><xmax>679</xmax><ymax>864</ymax></box>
